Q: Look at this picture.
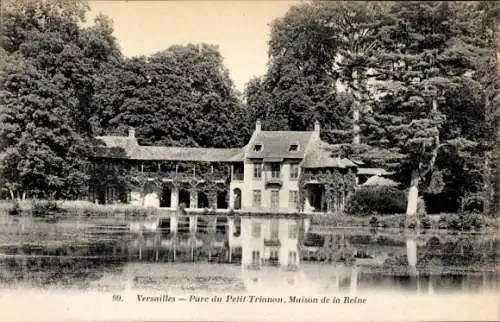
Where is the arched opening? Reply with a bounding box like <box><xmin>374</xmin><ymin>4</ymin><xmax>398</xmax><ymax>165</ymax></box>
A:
<box><xmin>143</xmin><ymin>182</ymin><xmax>160</xmax><ymax>207</ymax></box>
<box><xmin>233</xmin><ymin>188</ymin><xmax>241</xmax><ymax>210</ymax></box>
<box><xmin>217</xmin><ymin>191</ymin><xmax>228</xmax><ymax>209</ymax></box>
<box><xmin>197</xmin><ymin>192</ymin><xmax>209</xmax><ymax>209</ymax></box>
<box><xmin>179</xmin><ymin>189</ymin><xmax>191</xmax><ymax>208</ymax></box>
<box><xmin>160</xmin><ymin>186</ymin><xmax>172</xmax><ymax>208</ymax></box>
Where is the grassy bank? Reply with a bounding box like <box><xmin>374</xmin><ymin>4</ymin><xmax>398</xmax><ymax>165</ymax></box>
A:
<box><xmin>309</xmin><ymin>212</ymin><xmax>500</xmax><ymax>231</ymax></box>
<box><xmin>1</xmin><ymin>199</ymin><xmax>499</xmax><ymax>231</ymax></box>
<box><xmin>0</xmin><ymin>200</ymin><xmax>166</xmax><ymax>218</ymax></box>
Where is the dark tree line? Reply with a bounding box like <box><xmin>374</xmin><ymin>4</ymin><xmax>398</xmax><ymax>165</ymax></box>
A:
<box><xmin>0</xmin><ymin>0</ymin><xmax>251</xmax><ymax>200</ymax></box>
<box><xmin>1</xmin><ymin>0</ymin><xmax>499</xmax><ymax>217</ymax></box>
<box><xmin>245</xmin><ymin>1</ymin><xmax>499</xmax><ymax>216</ymax></box>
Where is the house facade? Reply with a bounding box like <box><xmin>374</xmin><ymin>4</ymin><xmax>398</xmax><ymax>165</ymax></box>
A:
<box><xmin>90</xmin><ymin>121</ymin><xmax>361</xmax><ymax>214</ymax></box>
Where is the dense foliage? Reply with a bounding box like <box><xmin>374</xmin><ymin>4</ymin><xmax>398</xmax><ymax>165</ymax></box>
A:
<box><xmin>345</xmin><ymin>186</ymin><xmax>407</xmax><ymax>215</ymax></box>
<box><xmin>0</xmin><ymin>0</ymin><xmax>120</xmax><ymax>199</ymax></box>
<box><xmin>0</xmin><ymin>0</ymin><xmax>250</xmax><ymax>200</ymax></box>
<box><xmin>248</xmin><ymin>1</ymin><xmax>499</xmax><ymax>216</ymax></box>
<box><xmin>92</xmin><ymin>45</ymin><xmax>251</xmax><ymax>148</ymax></box>
<box><xmin>1</xmin><ymin>0</ymin><xmax>499</xmax><ymax>218</ymax></box>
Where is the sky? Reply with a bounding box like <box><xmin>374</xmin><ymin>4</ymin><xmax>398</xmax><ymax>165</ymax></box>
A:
<box><xmin>86</xmin><ymin>0</ymin><xmax>301</xmax><ymax>91</ymax></box>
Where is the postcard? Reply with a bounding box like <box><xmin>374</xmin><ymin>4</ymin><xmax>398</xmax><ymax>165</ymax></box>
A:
<box><xmin>0</xmin><ymin>1</ymin><xmax>498</xmax><ymax>321</ymax></box>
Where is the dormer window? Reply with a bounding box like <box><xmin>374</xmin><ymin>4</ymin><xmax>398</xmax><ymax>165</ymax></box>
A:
<box><xmin>289</xmin><ymin>144</ymin><xmax>299</xmax><ymax>152</ymax></box>
<box><xmin>253</xmin><ymin>144</ymin><xmax>263</xmax><ymax>152</ymax></box>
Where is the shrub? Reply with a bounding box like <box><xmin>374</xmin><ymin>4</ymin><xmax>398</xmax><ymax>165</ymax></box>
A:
<box><xmin>470</xmin><ymin>213</ymin><xmax>484</xmax><ymax>230</ymax></box>
<box><xmin>446</xmin><ymin>214</ymin><xmax>461</xmax><ymax>230</ymax></box>
<box><xmin>419</xmin><ymin>215</ymin><xmax>432</xmax><ymax>229</ymax></box>
<box><xmin>346</xmin><ymin>186</ymin><xmax>407</xmax><ymax>215</ymax></box>
<box><xmin>407</xmin><ymin>217</ymin><xmax>418</xmax><ymax>229</ymax></box>
<box><xmin>369</xmin><ymin>216</ymin><xmax>378</xmax><ymax>228</ymax></box>
<box><xmin>445</xmin><ymin>212</ymin><xmax>485</xmax><ymax>231</ymax></box>
<box><xmin>438</xmin><ymin>216</ymin><xmax>447</xmax><ymax>229</ymax></box>
<box><xmin>31</xmin><ymin>199</ymin><xmax>62</xmax><ymax>217</ymax></box>
<box><xmin>8</xmin><ymin>200</ymin><xmax>22</xmax><ymax>216</ymax></box>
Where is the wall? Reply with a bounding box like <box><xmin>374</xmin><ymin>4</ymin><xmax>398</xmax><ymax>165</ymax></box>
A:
<box><xmin>238</xmin><ymin>160</ymin><xmax>300</xmax><ymax>212</ymax></box>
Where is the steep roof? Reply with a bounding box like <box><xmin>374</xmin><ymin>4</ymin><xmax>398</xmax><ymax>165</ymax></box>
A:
<box><xmin>302</xmin><ymin>141</ymin><xmax>358</xmax><ymax>169</ymax></box>
<box><xmin>92</xmin><ymin>135</ymin><xmax>243</xmax><ymax>162</ymax></box>
<box><xmin>131</xmin><ymin>146</ymin><xmax>243</xmax><ymax>162</ymax></box>
<box><xmin>362</xmin><ymin>175</ymin><xmax>398</xmax><ymax>187</ymax></box>
<box><xmin>245</xmin><ymin>131</ymin><xmax>313</xmax><ymax>159</ymax></box>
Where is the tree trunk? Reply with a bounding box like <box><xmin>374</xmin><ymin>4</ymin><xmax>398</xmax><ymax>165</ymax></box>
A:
<box><xmin>9</xmin><ymin>189</ymin><xmax>14</xmax><ymax>200</ymax></box>
<box><xmin>483</xmin><ymin>151</ymin><xmax>491</xmax><ymax>214</ymax></box>
<box><xmin>406</xmin><ymin>169</ymin><xmax>419</xmax><ymax>216</ymax></box>
<box><xmin>191</xmin><ymin>239</ymin><xmax>194</xmax><ymax>261</ymax></box>
<box><xmin>173</xmin><ymin>237</ymin><xmax>176</xmax><ymax>262</ymax></box>
<box><xmin>352</xmin><ymin>102</ymin><xmax>361</xmax><ymax>145</ymax></box>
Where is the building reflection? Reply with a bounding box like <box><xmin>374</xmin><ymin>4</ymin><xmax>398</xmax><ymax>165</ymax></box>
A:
<box><xmin>1</xmin><ymin>215</ymin><xmax>497</xmax><ymax>293</ymax></box>
<box><xmin>125</xmin><ymin>216</ymin><xmax>436</xmax><ymax>293</ymax></box>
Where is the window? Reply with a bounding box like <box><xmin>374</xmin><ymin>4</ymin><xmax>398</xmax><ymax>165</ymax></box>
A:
<box><xmin>288</xmin><ymin>223</ymin><xmax>298</xmax><ymax>239</ymax></box>
<box><xmin>271</xmin><ymin>190</ymin><xmax>280</xmax><ymax>209</ymax></box>
<box><xmin>252</xmin><ymin>250</ymin><xmax>260</xmax><ymax>265</ymax></box>
<box><xmin>253</xmin><ymin>163</ymin><xmax>262</xmax><ymax>179</ymax></box>
<box><xmin>232</xmin><ymin>163</ymin><xmax>244</xmax><ymax>181</ymax></box>
<box><xmin>290</xmin><ymin>164</ymin><xmax>299</xmax><ymax>179</ymax></box>
<box><xmin>269</xmin><ymin>248</ymin><xmax>279</xmax><ymax>265</ymax></box>
<box><xmin>251</xmin><ymin>223</ymin><xmax>261</xmax><ymax>238</ymax></box>
<box><xmin>288</xmin><ymin>251</ymin><xmax>297</xmax><ymax>266</ymax></box>
<box><xmin>270</xmin><ymin>249</ymin><xmax>279</xmax><ymax>260</ymax></box>
<box><xmin>252</xmin><ymin>190</ymin><xmax>261</xmax><ymax>207</ymax></box>
<box><xmin>289</xmin><ymin>190</ymin><xmax>299</xmax><ymax>209</ymax></box>
<box><xmin>270</xmin><ymin>219</ymin><xmax>279</xmax><ymax>239</ymax></box>
<box><xmin>289</xmin><ymin>144</ymin><xmax>299</xmax><ymax>152</ymax></box>
<box><xmin>270</xmin><ymin>163</ymin><xmax>280</xmax><ymax>178</ymax></box>
<box><xmin>253</xmin><ymin>144</ymin><xmax>263</xmax><ymax>152</ymax></box>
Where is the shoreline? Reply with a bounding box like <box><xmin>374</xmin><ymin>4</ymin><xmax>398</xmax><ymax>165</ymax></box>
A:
<box><xmin>0</xmin><ymin>199</ymin><xmax>498</xmax><ymax>232</ymax></box>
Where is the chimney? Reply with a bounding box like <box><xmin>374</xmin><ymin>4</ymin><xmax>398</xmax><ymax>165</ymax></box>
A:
<box><xmin>314</xmin><ymin>120</ymin><xmax>321</xmax><ymax>135</ymax></box>
<box><xmin>128</xmin><ymin>127</ymin><xmax>135</xmax><ymax>138</ymax></box>
<box><xmin>255</xmin><ymin>120</ymin><xmax>262</xmax><ymax>132</ymax></box>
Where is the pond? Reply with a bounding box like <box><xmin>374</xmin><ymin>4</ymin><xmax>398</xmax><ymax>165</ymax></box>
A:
<box><xmin>0</xmin><ymin>214</ymin><xmax>497</xmax><ymax>295</ymax></box>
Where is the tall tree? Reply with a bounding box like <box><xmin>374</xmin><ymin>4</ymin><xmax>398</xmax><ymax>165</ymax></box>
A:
<box><xmin>245</xmin><ymin>2</ymin><xmax>349</xmax><ymax>137</ymax></box>
<box><xmin>321</xmin><ymin>1</ymin><xmax>389</xmax><ymax>145</ymax></box>
<box><xmin>0</xmin><ymin>0</ymin><xmax>121</xmax><ymax>198</ymax></box>
<box><xmin>372</xmin><ymin>1</ymin><xmax>499</xmax><ymax>216</ymax></box>
<box><xmin>94</xmin><ymin>44</ymin><xmax>251</xmax><ymax>148</ymax></box>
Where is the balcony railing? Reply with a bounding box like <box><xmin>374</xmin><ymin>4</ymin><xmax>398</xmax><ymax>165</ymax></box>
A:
<box><xmin>232</xmin><ymin>172</ymin><xmax>244</xmax><ymax>181</ymax></box>
<box><xmin>264</xmin><ymin>238</ymin><xmax>281</xmax><ymax>247</ymax></box>
<box><xmin>264</xmin><ymin>258</ymin><xmax>280</xmax><ymax>266</ymax></box>
<box><xmin>246</xmin><ymin>263</ymin><xmax>261</xmax><ymax>270</ymax></box>
<box><xmin>265</xmin><ymin>172</ymin><xmax>282</xmax><ymax>185</ymax></box>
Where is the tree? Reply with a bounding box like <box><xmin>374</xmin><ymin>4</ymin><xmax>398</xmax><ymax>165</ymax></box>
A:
<box><xmin>320</xmin><ymin>1</ymin><xmax>390</xmax><ymax>145</ymax></box>
<box><xmin>245</xmin><ymin>2</ymin><xmax>350</xmax><ymax>137</ymax></box>
<box><xmin>94</xmin><ymin>44</ymin><xmax>251</xmax><ymax>148</ymax></box>
<box><xmin>372</xmin><ymin>1</ymin><xmax>499</xmax><ymax>216</ymax></box>
<box><xmin>0</xmin><ymin>0</ymin><xmax>121</xmax><ymax>198</ymax></box>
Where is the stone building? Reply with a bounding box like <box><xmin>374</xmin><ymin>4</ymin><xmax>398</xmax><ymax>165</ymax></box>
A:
<box><xmin>90</xmin><ymin>121</ymin><xmax>363</xmax><ymax>214</ymax></box>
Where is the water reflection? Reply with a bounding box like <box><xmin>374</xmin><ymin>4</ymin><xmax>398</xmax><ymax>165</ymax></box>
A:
<box><xmin>0</xmin><ymin>214</ymin><xmax>497</xmax><ymax>293</ymax></box>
